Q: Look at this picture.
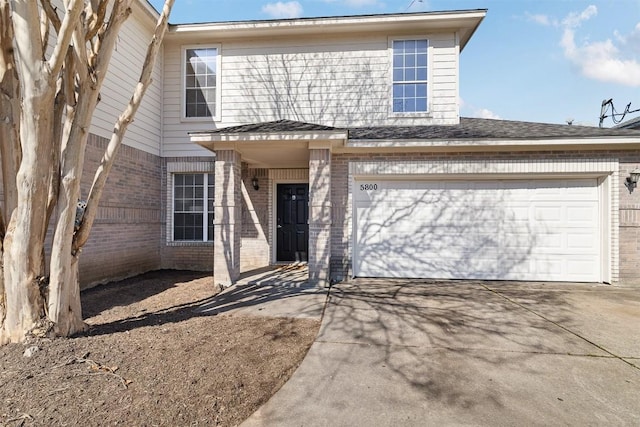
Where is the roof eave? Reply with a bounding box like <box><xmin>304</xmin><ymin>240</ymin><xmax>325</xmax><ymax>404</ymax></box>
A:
<box><xmin>167</xmin><ymin>10</ymin><xmax>487</xmax><ymax>40</ymax></box>
<box><xmin>346</xmin><ymin>136</ymin><xmax>640</xmax><ymax>149</ymax></box>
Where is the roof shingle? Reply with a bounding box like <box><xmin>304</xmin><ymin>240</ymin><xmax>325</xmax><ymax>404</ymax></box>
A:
<box><xmin>194</xmin><ymin>117</ymin><xmax>640</xmax><ymax>140</ymax></box>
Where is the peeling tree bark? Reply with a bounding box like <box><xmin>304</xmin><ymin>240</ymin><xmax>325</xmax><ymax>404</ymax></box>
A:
<box><xmin>0</xmin><ymin>0</ymin><xmax>175</xmax><ymax>343</ymax></box>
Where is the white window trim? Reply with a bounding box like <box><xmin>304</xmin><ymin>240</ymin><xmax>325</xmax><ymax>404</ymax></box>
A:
<box><xmin>387</xmin><ymin>36</ymin><xmax>432</xmax><ymax>118</ymax></box>
<box><xmin>181</xmin><ymin>44</ymin><xmax>222</xmax><ymax>122</ymax></box>
<box><xmin>166</xmin><ymin>161</ymin><xmax>215</xmax><ymax>246</ymax></box>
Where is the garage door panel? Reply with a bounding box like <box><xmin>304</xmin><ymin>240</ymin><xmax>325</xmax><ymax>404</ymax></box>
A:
<box><xmin>567</xmin><ymin>204</ymin><xmax>598</xmax><ymax>222</ymax></box>
<box><xmin>354</xmin><ymin>178</ymin><xmax>601</xmax><ymax>282</ymax></box>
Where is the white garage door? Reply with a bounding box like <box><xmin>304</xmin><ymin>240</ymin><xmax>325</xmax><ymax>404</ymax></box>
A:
<box><xmin>354</xmin><ymin>178</ymin><xmax>601</xmax><ymax>282</ymax></box>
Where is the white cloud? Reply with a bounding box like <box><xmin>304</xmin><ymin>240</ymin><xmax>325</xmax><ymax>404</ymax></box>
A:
<box><xmin>526</xmin><ymin>12</ymin><xmax>552</xmax><ymax>27</ymax></box>
<box><xmin>262</xmin><ymin>1</ymin><xmax>303</xmax><ymax>18</ymax></box>
<box><xmin>474</xmin><ymin>108</ymin><xmax>501</xmax><ymax>120</ymax></box>
<box><xmin>560</xmin><ymin>5</ymin><xmax>640</xmax><ymax>87</ymax></box>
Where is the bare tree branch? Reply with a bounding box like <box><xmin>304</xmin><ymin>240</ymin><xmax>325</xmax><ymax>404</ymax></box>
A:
<box><xmin>47</xmin><ymin>0</ymin><xmax>84</xmax><ymax>78</ymax></box>
<box><xmin>40</xmin><ymin>0</ymin><xmax>62</xmax><ymax>33</ymax></box>
<box><xmin>74</xmin><ymin>0</ymin><xmax>175</xmax><ymax>250</ymax></box>
<box><xmin>85</xmin><ymin>0</ymin><xmax>108</xmax><ymax>41</ymax></box>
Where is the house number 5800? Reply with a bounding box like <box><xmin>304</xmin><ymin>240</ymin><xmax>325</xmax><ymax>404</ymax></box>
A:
<box><xmin>360</xmin><ymin>184</ymin><xmax>378</xmax><ymax>191</ymax></box>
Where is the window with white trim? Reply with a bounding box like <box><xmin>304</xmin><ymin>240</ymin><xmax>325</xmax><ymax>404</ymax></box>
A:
<box><xmin>184</xmin><ymin>47</ymin><xmax>218</xmax><ymax>118</ymax></box>
<box><xmin>173</xmin><ymin>173</ymin><xmax>214</xmax><ymax>241</ymax></box>
<box><xmin>392</xmin><ymin>39</ymin><xmax>428</xmax><ymax>113</ymax></box>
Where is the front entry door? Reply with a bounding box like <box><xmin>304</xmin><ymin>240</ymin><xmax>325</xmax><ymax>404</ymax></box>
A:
<box><xmin>276</xmin><ymin>183</ymin><xmax>309</xmax><ymax>262</ymax></box>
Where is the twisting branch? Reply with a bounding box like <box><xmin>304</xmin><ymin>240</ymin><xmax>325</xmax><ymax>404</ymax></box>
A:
<box><xmin>74</xmin><ymin>0</ymin><xmax>175</xmax><ymax>250</ymax></box>
<box><xmin>85</xmin><ymin>0</ymin><xmax>108</xmax><ymax>41</ymax></box>
<box><xmin>47</xmin><ymin>0</ymin><xmax>84</xmax><ymax>78</ymax></box>
<box><xmin>40</xmin><ymin>0</ymin><xmax>61</xmax><ymax>32</ymax></box>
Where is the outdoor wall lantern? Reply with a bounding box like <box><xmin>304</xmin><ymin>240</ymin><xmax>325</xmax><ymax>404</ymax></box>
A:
<box><xmin>625</xmin><ymin>168</ymin><xmax>640</xmax><ymax>192</ymax></box>
<box><xmin>251</xmin><ymin>176</ymin><xmax>259</xmax><ymax>191</ymax></box>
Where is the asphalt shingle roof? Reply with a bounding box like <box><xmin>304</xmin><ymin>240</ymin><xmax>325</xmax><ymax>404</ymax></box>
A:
<box><xmin>199</xmin><ymin>117</ymin><xmax>640</xmax><ymax>140</ymax></box>
<box><xmin>349</xmin><ymin>117</ymin><xmax>640</xmax><ymax>140</ymax></box>
<box><xmin>197</xmin><ymin>119</ymin><xmax>339</xmax><ymax>134</ymax></box>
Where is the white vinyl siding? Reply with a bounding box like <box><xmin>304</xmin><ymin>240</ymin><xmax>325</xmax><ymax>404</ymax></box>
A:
<box><xmin>162</xmin><ymin>33</ymin><xmax>458</xmax><ymax>157</ymax></box>
<box><xmin>89</xmin><ymin>3</ymin><xmax>163</xmax><ymax>155</ymax></box>
<box><xmin>354</xmin><ymin>178</ymin><xmax>602</xmax><ymax>282</ymax></box>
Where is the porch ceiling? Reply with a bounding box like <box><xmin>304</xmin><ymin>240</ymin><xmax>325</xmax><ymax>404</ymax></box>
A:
<box><xmin>240</xmin><ymin>141</ymin><xmax>311</xmax><ymax>169</ymax></box>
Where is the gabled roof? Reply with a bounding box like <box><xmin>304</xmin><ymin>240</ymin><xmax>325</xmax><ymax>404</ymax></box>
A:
<box><xmin>195</xmin><ymin>119</ymin><xmax>339</xmax><ymax>134</ymax></box>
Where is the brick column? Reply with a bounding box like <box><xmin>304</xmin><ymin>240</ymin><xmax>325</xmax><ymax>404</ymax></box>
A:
<box><xmin>213</xmin><ymin>150</ymin><xmax>242</xmax><ymax>286</ymax></box>
<box><xmin>308</xmin><ymin>149</ymin><xmax>332</xmax><ymax>287</ymax></box>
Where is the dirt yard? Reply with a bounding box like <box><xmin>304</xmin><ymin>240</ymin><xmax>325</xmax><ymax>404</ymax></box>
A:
<box><xmin>0</xmin><ymin>270</ymin><xmax>320</xmax><ymax>426</ymax></box>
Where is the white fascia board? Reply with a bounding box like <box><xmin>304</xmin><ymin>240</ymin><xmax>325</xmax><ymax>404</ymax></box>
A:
<box><xmin>136</xmin><ymin>0</ymin><xmax>161</xmax><ymax>22</ymax></box>
<box><xmin>190</xmin><ymin>131</ymin><xmax>348</xmax><ymax>143</ymax></box>
<box><xmin>346</xmin><ymin>137</ymin><xmax>640</xmax><ymax>149</ymax></box>
<box><xmin>169</xmin><ymin>10</ymin><xmax>486</xmax><ymax>41</ymax></box>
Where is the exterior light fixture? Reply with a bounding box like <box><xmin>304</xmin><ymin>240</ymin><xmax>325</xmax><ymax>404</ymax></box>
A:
<box><xmin>251</xmin><ymin>176</ymin><xmax>259</xmax><ymax>191</ymax></box>
<box><xmin>626</xmin><ymin>168</ymin><xmax>640</xmax><ymax>192</ymax></box>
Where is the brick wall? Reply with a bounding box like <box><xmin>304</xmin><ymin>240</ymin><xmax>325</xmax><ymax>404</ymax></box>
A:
<box><xmin>241</xmin><ymin>167</ymin><xmax>270</xmax><ymax>271</ymax></box>
<box><xmin>331</xmin><ymin>150</ymin><xmax>640</xmax><ymax>285</ymax></box>
<box><xmin>618</xmin><ymin>159</ymin><xmax>640</xmax><ymax>284</ymax></box>
<box><xmin>79</xmin><ymin>134</ymin><xmax>162</xmax><ymax>288</ymax></box>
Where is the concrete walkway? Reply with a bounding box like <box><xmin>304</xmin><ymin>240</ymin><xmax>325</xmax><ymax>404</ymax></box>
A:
<box><xmin>196</xmin><ymin>264</ymin><xmax>326</xmax><ymax>320</ymax></box>
<box><xmin>242</xmin><ymin>279</ymin><xmax>640</xmax><ymax>426</ymax></box>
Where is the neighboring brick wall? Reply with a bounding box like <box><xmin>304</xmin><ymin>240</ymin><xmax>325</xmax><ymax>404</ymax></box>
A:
<box><xmin>79</xmin><ymin>134</ymin><xmax>162</xmax><ymax>288</ymax></box>
<box><xmin>331</xmin><ymin>150</ymin><xmax>640</xmax><ymax>285</ymax></box>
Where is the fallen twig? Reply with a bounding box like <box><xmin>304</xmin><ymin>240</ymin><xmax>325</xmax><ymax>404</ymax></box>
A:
<box><xmin>53</xmin><ymin>353</ymin><xmax>133</xmax><ymax>388</ymax></box>
<box><xmin>6</xmin><ymin>412</ymin><xmax>33</xmax><ymax>423</ymax></box>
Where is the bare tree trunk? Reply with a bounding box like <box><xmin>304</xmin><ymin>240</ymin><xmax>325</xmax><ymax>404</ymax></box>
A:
<box><xmin>1</xmin><ymin>0</ymin><xmax>84</xmax><ymax>343</ymax></box>
<box><xmin>48</xmin><ymin>0</ymin><xmax>134</xmax><ymax>336</ymax></box>
<box><xmin>49</xmin><ymin>0</ymin><xmax>174</xmax><ymax>336</ymax></box>
<box><xmin>0</xmin><ymin>0</ymin><xmax>174</xmax><ymax>343</ymax></box>
<box><xmin>0</xmin><ymin>0</ymin><xmax>21</xmax><ymax>336</ymax></box>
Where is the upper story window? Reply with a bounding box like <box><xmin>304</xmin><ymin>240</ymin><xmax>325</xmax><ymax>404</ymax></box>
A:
<box><xmin>391</xmin><ymin>39</ymin><xmax>428</xmax><ymax>114</ymax></box>
<box><xmin>183</xmin><ymin>46</ymin><xmax>220</xmax><ymax>119</ymax></box>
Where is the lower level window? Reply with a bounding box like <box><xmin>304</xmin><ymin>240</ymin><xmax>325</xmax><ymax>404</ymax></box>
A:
<box><xmin>173</xmin><ymin>173</ymin><xmax>214</xmax><ymax>241</ymax></box>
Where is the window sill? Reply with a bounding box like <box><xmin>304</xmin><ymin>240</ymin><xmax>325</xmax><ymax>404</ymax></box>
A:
<box><xmin>180</xmin><ymin>116</ymin><xmax>221</xmax><ymax>124</ymax></box>
<box><xmin>166</xmin><ymin>240</ymin><xmax>214</xmax><ymax>247</ymax></box>
<box><xmin>388</xmin><ymin>111</ymin><xmax>432</xmax><ymax>118</ymax></box>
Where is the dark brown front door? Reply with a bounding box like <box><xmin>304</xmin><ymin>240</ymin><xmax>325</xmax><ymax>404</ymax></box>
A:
<box><xmin>276</xmin><ymin>183</ymin><xmax>309</xmax><ymax>262</ymax></box>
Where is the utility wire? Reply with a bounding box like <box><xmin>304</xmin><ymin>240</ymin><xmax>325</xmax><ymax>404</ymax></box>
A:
<box><xmin>405</xmin><ymin>0</ymin><xmax>423</xmax><ymax>12</ymax></box>
<box><xmin>599</xmin><ymin>99</ymin><xmax>640</xmax><ymax>127</ymax></box>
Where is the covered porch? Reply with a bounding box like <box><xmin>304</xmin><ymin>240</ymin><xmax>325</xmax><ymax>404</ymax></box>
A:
<box><xmin>190</xmin><ymin>120</ymin><xmax>347</xmax><ymax>288</ymax></box>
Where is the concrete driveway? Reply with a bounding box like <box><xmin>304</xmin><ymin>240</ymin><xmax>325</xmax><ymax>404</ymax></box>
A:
<box><xmin>242</xmin><ymin>279</ymin><xmax>640</xmax><ymax>426</ymax></box>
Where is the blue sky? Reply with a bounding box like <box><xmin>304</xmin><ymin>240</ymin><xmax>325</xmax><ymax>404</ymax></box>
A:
<box><xmin>149</xmin><ymin>0</ymin><xmax>640</xmax><ymax>126</ymax></box>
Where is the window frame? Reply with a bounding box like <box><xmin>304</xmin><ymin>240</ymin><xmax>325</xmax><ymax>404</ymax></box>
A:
<box><xmin>388</xmin><ymin>36</ymin><xmax>431</xmax><ymax>117</ymax></box>
<box><xmin>171</xmin><ymin>172</ymin><xmax>214</xmax><ymax>243</ymax></box>
<box><xmin>181</xmin><ymin>44</ymin><xmax>222</xmax><ymax>122</ymax></box>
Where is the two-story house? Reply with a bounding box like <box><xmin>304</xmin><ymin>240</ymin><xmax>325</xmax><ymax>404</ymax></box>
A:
<box><xmin>76</xmin><ymin>2</ymin><xmax>640</xmax><ymax>288</ymax></box>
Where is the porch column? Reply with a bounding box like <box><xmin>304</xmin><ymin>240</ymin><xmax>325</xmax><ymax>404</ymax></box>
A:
<box><xmin>213</xmin><ymin>150</ymin><xmax>242</xmax><ymax>286</ymax></box>
<box><xmin>308</xmin><ymin>148</ymin><xmax>332</xmax><ymax>287</ymax></box>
